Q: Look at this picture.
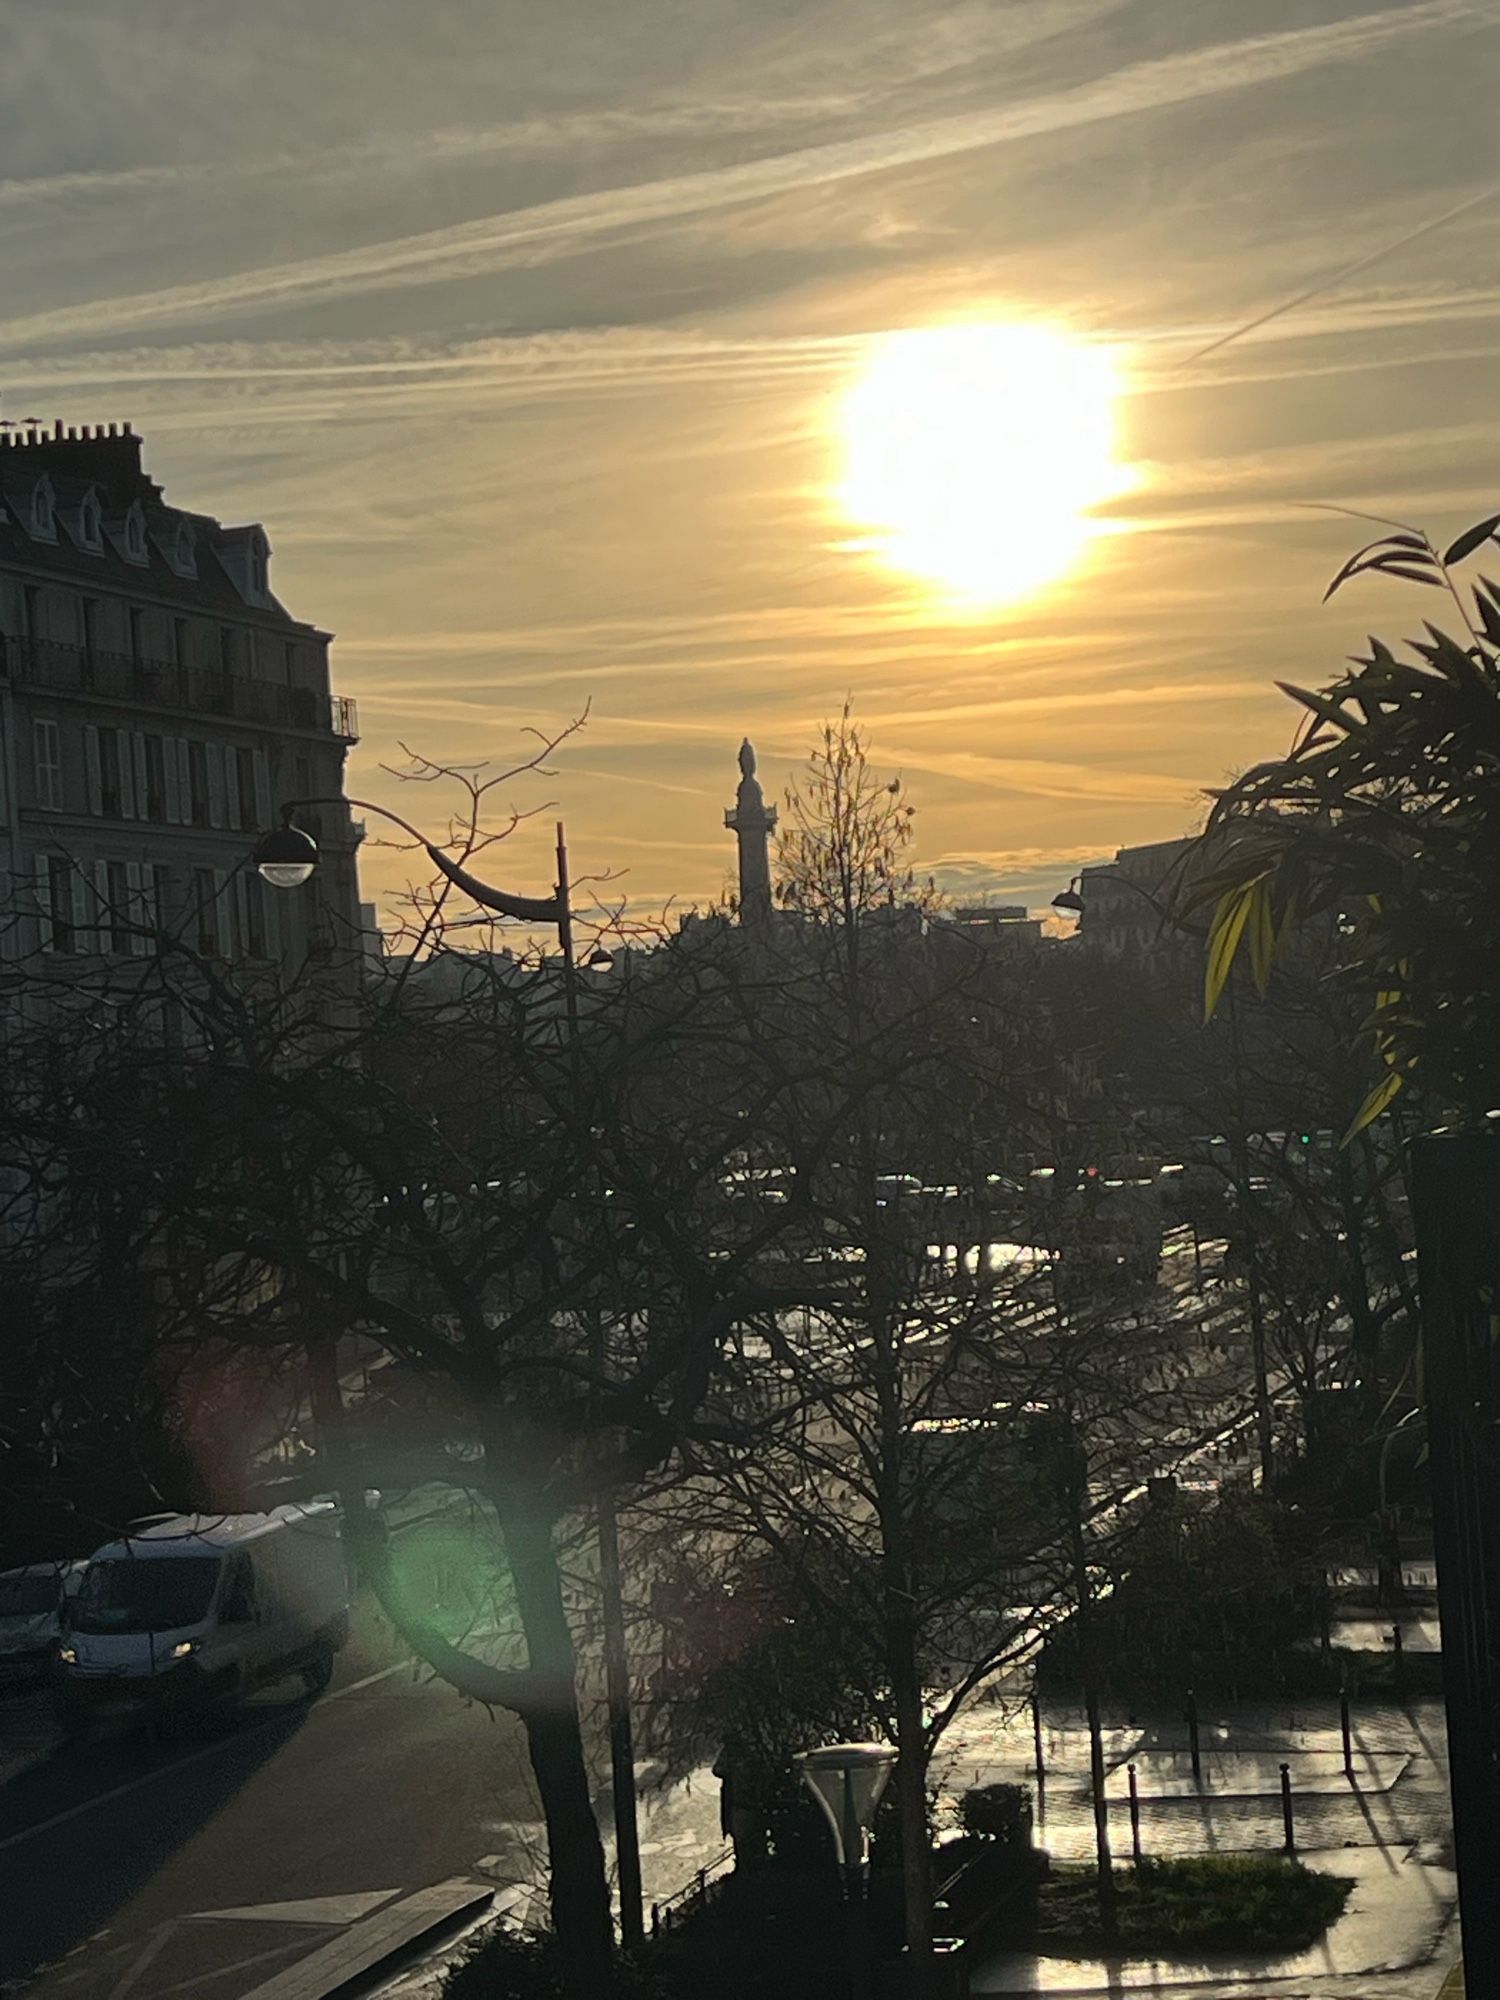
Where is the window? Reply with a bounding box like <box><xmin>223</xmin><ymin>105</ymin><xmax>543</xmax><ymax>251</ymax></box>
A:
<box><xmin>42</xmin><ymin>856</ymin><xmax>74</xmax><ymax>953</ymax></box>
<box><xmin>219</xmin><ymin>1556</ymin><xmax>255</xmax><ymax>1625</ymax></box>
<box><xmin>73</xmin><ymin>1557</ymin><xmax>222</xmax><ymax>1636</ymax></box>
<box><xmin>30</xmin><ymin>477</ymin><xmax>55</xmax><ymax>542</ymax></box>
<box><xmin>129</xmin><ymin>608</ymin><xmax>146</xmax><ymax>664</ymax></box>
<box><xmin>32</xmin><ymin>719</ymin><xmax>61</xmax><ymax>810</ymax></box>
<box><xmin>95</xmin><ymin>729</ymin><xmax>124</xmax><ymax>817</ymax></box>
<box><xmin>152</xmin><ymin>864</ymin><xmax>172</xmax><ymax>937</ymax></box>
<box><xmin>106</xmin><ymin>862</ymin><xmax>132</xmax><ymax>954</ymax></box>
<box><xmin>172</xmin><ymin>618</ymin><xmax>188</xmax><ymax>669</ymax></box>
<box><xmin>218</xmin><ymin>627</ymin><xmax>236</xmax><ymax>674</ymax></box>
<box><xmin>235</xmin><ymin>746</ymin><xmax>255</xmax><ymax>831</ymax></box>
<box><xmin>123</xmin><ymin>501</ymin><xmax>147</xmax><ymax>565</ymax></box>
<box><xmin>283</xmin><ymin>639</ymin><xmax>296</xmax><ymax>687</ymax></box>
<box><xmin>80</xmin><ymin>597</ymin><xmax>99</xmax><ymax>665</ymax></box>
<box><xmin>188</xmin><ymin>742</ymin><xmax>209</xmax><ymax>827</ymax></box>
<box><xmin>22</xmin><ymin>586</ymin><xmax>41</xmax><ymax>641</ymax></box>
<box><xmin>78</xmin><ymin>489</ymin><xmax>102</xmax><ymax>552</ymax></box>
<box><xmin>192</xmin><ymin>867</ymin><xmax>220</xmax><ymax>956</ymax></box>
<box><xmin>172</xmin><ymin>523</ymin><xmax>196</xmax><ymax>578</ymax></box>
<box><xmin>144</xmin><ymin>736</ymin><xmax>166</xmax><ymax>821</ymax></box>
<box><xmin>235</xmin><ymin>874</ymin><xmax>267</xmax><ymax>958</ymax></box>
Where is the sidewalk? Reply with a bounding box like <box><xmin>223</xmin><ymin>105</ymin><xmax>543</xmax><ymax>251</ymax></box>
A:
<box><xmin>940</xmin><ymin>1692</ymin><xmax>1459</xmax><ymax>1999</ymax></box>
<box><xmin>933</xmin><ymin>1695</ymin><xmax>1453</xmax><ymax>1863</ymax></box>
<box><xmin>974</xmin><ymin>1847</ymin><xmax>1458</xmax><ymax>1995</ymax></box>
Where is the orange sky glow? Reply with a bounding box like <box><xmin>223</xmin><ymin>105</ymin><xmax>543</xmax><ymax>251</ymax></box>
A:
<box><xmin>3</xmin><ymin>0</ymin><xmax>1497</xmax><ymax>932</ymax></box>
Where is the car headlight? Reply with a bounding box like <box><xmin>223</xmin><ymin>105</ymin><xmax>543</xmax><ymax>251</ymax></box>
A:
<box><xmin>170</xmin><ymin>1641</ymin><xmax>197</xmax><ymax>1660</ymax></box>
<box><xmin>58</xmin><ymin>1645</ymin><xmax>77</xmax><ymax>1664</ymax></box>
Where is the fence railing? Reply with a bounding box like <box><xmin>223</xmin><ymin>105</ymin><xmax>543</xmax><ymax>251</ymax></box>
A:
<box><xmin>2</xmin><ymin>638</ymin><xmax>358</xmax><ymax>741</ymax></box>
<box><xmin>649</xmin><ymin>1844</ymin><xmax>735</xmax><ymax>1937</ymax></box>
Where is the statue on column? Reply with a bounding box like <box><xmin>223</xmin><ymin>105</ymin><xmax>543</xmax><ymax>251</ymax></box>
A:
<box><xmin>725</xmin><ymin>738</ymin><xmax>777</xmax><ymax>927</ymax></box>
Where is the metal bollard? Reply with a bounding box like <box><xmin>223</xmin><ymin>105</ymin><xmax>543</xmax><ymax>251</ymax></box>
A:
<box><xmin>1127</xmin><ymin>1761</ymin><xmax>1142</xmax><ymax>1862</ymax></box>
<box><xmin>1280</xmin><ymin>1763</ymin><xmax>1295</xmax><ymax>1854</ymax></box>
<box><xmin>1391</xmin><ymin>1623</ymin><xmax>1407</xmax><ymax>1704</ymax></box>
<box><xmin>1186</xmin><ymin>1689</ymin><xmax>1202</xmax><ymax>1783</ymax></box>
<box><xmin>1032</xmin><ymin>1687</ymin><xmax>1045</xmax><ymax>1786</ymax></box>
<box><xmin>651</xmin><ymin>1903</ymin><xmax>660</xmax><ymax>1938</ymax></box>
<box><xmin>1340</xmin><ymin>1683</ymin><xmax>1354</xmax><ymax>1781</ymax></box>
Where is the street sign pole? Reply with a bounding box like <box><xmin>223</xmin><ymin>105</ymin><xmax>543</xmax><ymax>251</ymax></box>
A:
<box><xmin>1409</xmin><ymin>1131</ymin><xmax>1500</xmax><ymax>1999</ymax></box>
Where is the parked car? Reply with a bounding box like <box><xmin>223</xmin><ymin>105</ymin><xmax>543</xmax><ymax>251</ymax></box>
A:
<box><xmin>55</xmin><ymin>1503</ymin><xmax>350</xmax><ymax>1740</ymax></box>
<box><xmin>0</xmin><ymin>1561</ymin><xmax>87</xmax><ymax>1684</ymax></box>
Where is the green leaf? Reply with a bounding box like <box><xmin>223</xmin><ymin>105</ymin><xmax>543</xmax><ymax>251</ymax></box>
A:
<box><xmin>1443</xmin><ymin>513</ymin><xmax>1500</xmax><ymax>566</ymax></box>
<box><xmin>1473</xmin><ymin>580</ymin><xmax>1500</xmax><ymax>647</ymax></box>
<box><xmin>1275</xmin><ymin>681</ymin><xmax>1362</xmax><ymax>736</ymax></box>
<box><xmin>1369</xmin><ymin>561</ymin><xmax>1445</xmax><ymax>588</ymax></box>
<box><xmin>1204</xmin><ymin>876</ymin><xmax>1269</xmax><ymax>1020</ymax></box>
<box><xmin>1341</xmin><ymin>1069</ymin><xmax>1404</xmax><ymax>1146</ymax></box>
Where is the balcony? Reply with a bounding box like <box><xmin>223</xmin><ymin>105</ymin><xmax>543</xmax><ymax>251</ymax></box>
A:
<box><xmin>1</xmin><ymin>637</ymin><xmax>359</xmax><ymax>742</ymax></box>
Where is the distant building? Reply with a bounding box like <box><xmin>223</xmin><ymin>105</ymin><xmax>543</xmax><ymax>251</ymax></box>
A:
<box><xmin>0</xmin><ymin>420</ymin><xmax>362</xmax><ymax>981</ymax></box>
<box><xmin>945</xmin><ymin>904</ymin><xmax>1045</xmax><ymax>951</ymax></box>
<box><xmin>1072</xmin><ymin>836</ymin><xmax>1205</xmax><ymax>953</ymax></box>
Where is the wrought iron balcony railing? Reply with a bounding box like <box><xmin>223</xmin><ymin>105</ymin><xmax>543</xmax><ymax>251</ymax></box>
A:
<box><xmin>1</xmin><ymin>637</ymin><xmax>359</xmax><ymax>742</ymax></box>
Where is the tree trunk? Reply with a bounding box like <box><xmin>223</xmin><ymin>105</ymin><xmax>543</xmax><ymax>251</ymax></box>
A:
<box><xmin>887</xmin><ymin>1601</ymin><xmax>933</xmax><ymax>1989</ymax></box>
<box><xmin>1067</xmin><ymin>1480</ymin><xmax>1115</xmax><ymax>1935</ymax></box>
<box><xmin>502</xmin><ymin>1506</ymin><xmax>616</xmax><ymax>2000</ymax></box>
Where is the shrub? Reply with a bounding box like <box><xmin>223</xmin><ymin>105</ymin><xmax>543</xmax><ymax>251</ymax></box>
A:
<box><xmin>958</xmin><ymin>1783</ymin><xmax>1033</xmax><ymax>1851</ymax></box>
<box><xmin>1038</xmin><ymin>1854</ymin><xmax>1352</xmax><ymax>1956</ymax></box>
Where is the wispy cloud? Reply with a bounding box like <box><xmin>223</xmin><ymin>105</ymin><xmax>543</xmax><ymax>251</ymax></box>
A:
<box><xmin>881</xmin><ymin>745</ymin><xmax>1202</xmax><ymax>806</ymax></box>
<box><xmin>0</xmin><ymin>1</ymin><xmax>1466</xmax><ymax>351</ymax></box>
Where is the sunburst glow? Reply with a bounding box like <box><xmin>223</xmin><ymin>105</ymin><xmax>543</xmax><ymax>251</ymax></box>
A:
<box><xmin>837</xmin><ymin>323</ymin><xmax>1130</xmax><ymax>605</ymax></box>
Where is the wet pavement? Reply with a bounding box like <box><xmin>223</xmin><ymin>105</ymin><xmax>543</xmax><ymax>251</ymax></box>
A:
<box><xmin>932</xmin><ymin>1692</ymin><xmax>1459</xmax><ymax>1998</ymax></box>
<box><xmin>976</xmin><ymin>1847</ymin><xmax>1457</xmax><ymax>1994</ymax></box>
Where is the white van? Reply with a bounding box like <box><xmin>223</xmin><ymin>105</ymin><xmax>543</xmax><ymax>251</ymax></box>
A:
<box><xmin>56</xmin><ymin>1504</ymin><xmax>350</xmax><ymax>1738</ymax></box>
<box><xmin>0</xmin><ymin>1561</ymin><xmax>87</xmax><ymax>1681</ymax></box>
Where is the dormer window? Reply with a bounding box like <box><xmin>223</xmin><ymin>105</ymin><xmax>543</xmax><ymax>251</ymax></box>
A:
<box><xmin>171</xmin><ymin>521</ymin><xmax>196</xmax><ymax>578</ymax></box>
<box><xmin>30</xmin><ymin>476</ymin><xmax>56</xmax><ymax>542</ymax></box>
<box><xmin>251</xmin><ymin>538</ymin><xmax>269</xmax><ymax>599</ymax></box>
<box><xmin>122</xmin><ymin>500</ymin><xmax>148</xmax><ymax>565</ymax></box>
<box><xmin>78</xmin><ymin>487</ymin><xmax>103</xmax><ymax>552</ymax></box>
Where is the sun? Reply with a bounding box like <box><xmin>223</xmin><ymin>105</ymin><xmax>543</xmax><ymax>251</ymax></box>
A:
<box><xmin>835</xmin><ymin>322</ymin><xmax>1130</xmax><ymax>606</ymax></box>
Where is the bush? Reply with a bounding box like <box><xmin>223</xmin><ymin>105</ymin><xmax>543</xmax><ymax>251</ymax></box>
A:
<box><xmin>1038</xmin><ymin>1854</ymin><xmax>1352</xmax><ymax>1956</ymax></box>
<box><xmin>441</xmin><ymin>1928</ymin><xmax>677</xmax><ymax>1999</ymax></box>
<box><xmin>958</xmin><ymin>1783</ymin><xmax>1033</xmax><ymax>1851</ymax></box>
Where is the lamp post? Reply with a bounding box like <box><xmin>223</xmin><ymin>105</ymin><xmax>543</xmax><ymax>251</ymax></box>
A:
<box><xmin>254</xmin><ymin>799</ymin><xmax>643</xmax><ymax>1949</ymax></box>
<box><xmin>796</xmin><ymin>1742</ymin><xmax>897</xmax><ymax>2000</ymax></box>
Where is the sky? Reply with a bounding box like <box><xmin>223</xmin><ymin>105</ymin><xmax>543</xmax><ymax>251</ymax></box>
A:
<box><xmin>3</xmin><ymin>0</ymin><xmax>1498</xmax><ymax>928</ymax></box>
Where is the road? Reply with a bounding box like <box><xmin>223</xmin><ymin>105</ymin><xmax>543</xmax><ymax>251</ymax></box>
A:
<box><xmin>0</xmin><ymin>1609</ymin><xmax>722</xmax><ymax>1999</ymax></box>
<box><xmin>0</xmin><ymin>1226</ymin><xmax>1252</xmax><ymax>1999</ymax></box>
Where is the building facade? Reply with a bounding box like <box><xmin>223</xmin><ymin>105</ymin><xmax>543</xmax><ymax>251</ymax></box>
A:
<box><xmin>0</xmin><ymin>422</ymin><xmax>361</xmax><ymax>977</ymax></box>
<box><xmin>1075</xmin><ymin>835</ymin><xmax>1202</xmax><ymax>953</ymax></box>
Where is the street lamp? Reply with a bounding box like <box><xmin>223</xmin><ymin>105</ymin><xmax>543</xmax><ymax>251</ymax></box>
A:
<box><xmin>252</xmin><ymin>795</ymin><xmax>640</xmax><ymax>1943</ymax></box>
<box><xmin>254</xmin><ymin>818</ymin><xmax>319</xmax><ymax>890</ymax></box>
<box><xmin>796</xmin><ymin>1741</ymin><xmax>897</xmax><ymax>2000</ymax></box>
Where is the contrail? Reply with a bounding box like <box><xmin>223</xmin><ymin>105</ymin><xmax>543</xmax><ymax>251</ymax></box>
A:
<box><xmin>1183</xmin><ymin>179</ymin><xmax>1500</xmax><ymax>365</ymax></box>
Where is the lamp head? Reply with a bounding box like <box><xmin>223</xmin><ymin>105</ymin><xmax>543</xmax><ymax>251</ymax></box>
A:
<box><xmin>255</xmin><ymin>815</ymin><xmax>319</xmax><ymax>890</ymax></box>
<box><xmin>1051</xmin><ymin>884</ymin><xmax>1086</xmax><ymax>915</ymax></box>
<box><xmin>794</xmin><ymin>1742</ymin><xmax>897</xmax><ymax>1871</ymax></box>
<box><xmin>586</xmin><ymin>948</ymin><xmax>615</xmax><ymax>974</ymax></box>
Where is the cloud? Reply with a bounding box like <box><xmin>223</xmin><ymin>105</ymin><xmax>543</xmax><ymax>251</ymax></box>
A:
<box><xmin>0</xmin><ymin>1</ymin><xmax>1465</xmax><ymax>351</ymax></box>
<box><xmin>880</xmin><ymin>745</ymin><xmax>1203</xmax><ymax>805</ymax></box>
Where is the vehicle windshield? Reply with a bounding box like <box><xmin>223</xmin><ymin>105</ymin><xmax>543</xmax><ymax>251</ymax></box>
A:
<box><xmin>0</xmin><ymin>1574</ymin><xmax>60</xmax><ymax>1618</ymax></box>
<box><xmin>72</xmin><ymin>1557</ymin><xmax>222</xmax><ymax>1635</ymax></box>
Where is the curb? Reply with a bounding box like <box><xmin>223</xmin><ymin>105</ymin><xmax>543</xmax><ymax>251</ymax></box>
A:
<box><xmin>240</xmin><ymin>1881</ymin><xmax>493</xmax><ymax>2000</ymax></box>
